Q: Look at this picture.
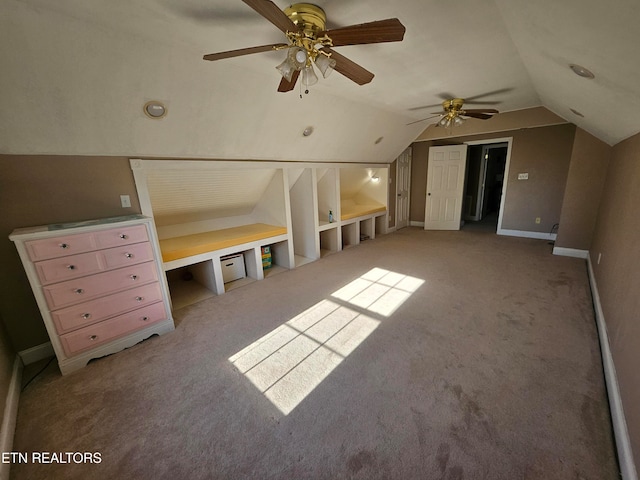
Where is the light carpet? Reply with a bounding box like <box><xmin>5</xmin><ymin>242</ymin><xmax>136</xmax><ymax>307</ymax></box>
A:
<box><xmin>11</xmin><ymin>227</ymin><xmax>618</xmax><ymax>479</ymax></box>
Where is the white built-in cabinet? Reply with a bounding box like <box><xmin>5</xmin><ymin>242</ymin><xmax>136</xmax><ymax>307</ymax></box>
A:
<box><xmin>131</xmin><ymin>160</ymin><xmax>389</xmax><ymax>310</ymax></box>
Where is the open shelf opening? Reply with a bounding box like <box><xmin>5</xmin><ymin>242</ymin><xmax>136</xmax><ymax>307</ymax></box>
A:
<box><xmin>341</xmin><ymin>222</ymin><xmax>357</xmax><ymax>249</ymax></box>
<box><xmin>166</xmin><ymin>261</ymin><xmax>216</xmax><ymax>310</ymax></box>
<box><xmin>319</xmin><ymin>228</ymin><xmax>339</xmax><ymax>258</ymax></box>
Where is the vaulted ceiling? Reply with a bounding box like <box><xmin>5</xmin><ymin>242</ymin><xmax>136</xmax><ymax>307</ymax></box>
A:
<box><xmin>2</xmin><ymin>0</ymin><xmax>639</xmax><ymax>163</ymax></box>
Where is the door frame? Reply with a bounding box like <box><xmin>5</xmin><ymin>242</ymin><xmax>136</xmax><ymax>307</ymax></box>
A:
<box><xmin>463</xmin><ymin>137</ymin><xmax>513</xmax><ymax>233</ymax></box>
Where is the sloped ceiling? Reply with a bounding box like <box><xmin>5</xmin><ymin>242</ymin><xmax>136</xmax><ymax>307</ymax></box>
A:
<box><xmin>1</xmin><ymin>0</ymin><xmax>639</xmax><ymax>164</ymax></box>
<box><xmin>146</xmin><ymin>167</ymin><xmax>278</xmax><ymax>225</ymax></box>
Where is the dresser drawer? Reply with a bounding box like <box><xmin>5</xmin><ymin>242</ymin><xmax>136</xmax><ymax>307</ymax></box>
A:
<box><xmin>51</xmin><ymin>282</ymin><xmax>164</xmax><ymax>334</ymax></box>
<box><xmin>43</xmin><ymin>261</ymin><xmax>159</xmax><ymax>309</ymax></box>
<box><xmin>35</xmin><ymin>242</ymin><xmax>154</xmax><ymax>286</ymax></box>
<box><xmin>94</xmin><ymin>224</ymin><xmax>149</xmax><ymax>249</ymax></box>
<box><xmin>100</xmin><ymin>241</ymin><xmax>154</xmax><ymax>270</ymax></box>
<box><xmin>26</xmin><ymin>232</ymin><xmax>97</xmax><ymax>262</ymax></box>
<box><xmin>59</xmin><ymin>301</ymin><xmax>167</xmax><ymax>357</ymax></box>
<box><xmin>35</xmin><ymin>250</ymin><xmax>103</xmax><ymax>285</ymax></box>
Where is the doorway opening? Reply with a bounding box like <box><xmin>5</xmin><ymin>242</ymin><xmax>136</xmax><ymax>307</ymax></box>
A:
<box><xmin>462</xmin><ymin>142</ymin><xmax>508</xmax><ymax>233</ymax></box>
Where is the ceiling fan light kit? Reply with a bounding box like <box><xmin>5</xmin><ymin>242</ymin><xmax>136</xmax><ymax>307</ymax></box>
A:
<box><xmin>203</xmin><ymin>1</ymin><xmax>406</xmax><ymax>95</ymax></box>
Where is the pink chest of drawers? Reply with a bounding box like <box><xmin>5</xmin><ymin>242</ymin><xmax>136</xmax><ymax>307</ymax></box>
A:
<box><xmin>10</xmin><ymin>215</ymin><xmax>174</xmax><ymax>375</ymax></box>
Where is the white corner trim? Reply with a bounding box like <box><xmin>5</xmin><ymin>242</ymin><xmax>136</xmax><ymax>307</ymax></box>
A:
<box><xmin>587</xmin><ymin>254</ymin><xmax>638</xmax><ymax>480</ymax></box>
<box><xmin>552</xmin><ymin>247</ymin><xmax>589</xmax><ymax>259</ymax></box>
<box><xmin>410</xmin><ymin>221</ymin><xmax>425</xmax><ymax>228</ymax></box>
<box><xmin>18</xmin><ymin>342</ymin><xmax>54</xmax><ymax>366</ymax></box>
<box><xmin>0</xmin><ymin>356</ymin><xmax>23</xmax><ymax>480</ymax></box>
<box><xmin>497</xmin><ymin>228</ymin><xmax>557</xmax><ymax>241</ymax></box>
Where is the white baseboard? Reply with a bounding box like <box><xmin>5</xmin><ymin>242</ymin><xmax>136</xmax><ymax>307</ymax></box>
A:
<box><xmin>410</xmin><ymin>221</ymin><xmax>425</xmax><ymax>227</ymax></box>
<box><xmin>0</xmin><ymin>356</ymin><xmax>23</xmax><ymax>480</ymax></box>
<box><xmin>587</xmin><ymin>254</ymin><xmax>638</xmax><ymax>480</ymax></box>
<box><xmin>18</xmin><ymin>342</ymin><xmax>54</xmax><ymax>366</ymax></box>
<box><xmin>498</xmin><ymin>228</ymin><xmax>557</xmax><ymax>241</ymax></box>
<box><xmin>552</xmin><ymin>246</ymin><xmax>589</xmax><ymax>259</ymax></box>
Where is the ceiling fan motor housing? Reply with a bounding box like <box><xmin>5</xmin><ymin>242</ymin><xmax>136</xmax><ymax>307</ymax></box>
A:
<box><xmin>284</xmin><ymin>3</ymin><xmax>327</xmax><ymax>36</ymax></box>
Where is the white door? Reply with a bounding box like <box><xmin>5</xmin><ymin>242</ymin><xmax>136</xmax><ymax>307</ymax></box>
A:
<box><xmin>424</xmin><ymin>145</ymin><xmax>468</xmax><ymax>230</ymax></box>
<box><xmin>396</xmin><ymin>147</ymin><xmax>411</xmax><ymax>229</ymax></box>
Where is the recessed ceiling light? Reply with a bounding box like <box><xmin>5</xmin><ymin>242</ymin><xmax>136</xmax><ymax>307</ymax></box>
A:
<box><xmin>569</xmin><ymin>108</ymin><xmax>585</xmax><ymax>117</ymax></box>
<box><xmin>302</xmin><ymin>126</ymin><xmax>314</xmax><ymax>137</ymax></box>
<box><xmin>569</xmin><ymin>64</ymin><xmax>595</xmax><ymax>79</ymax></box>
<box><xmin>143</xmin><ymin>100</ymin><xmax>167</xmax><ymax>119</ymax></box>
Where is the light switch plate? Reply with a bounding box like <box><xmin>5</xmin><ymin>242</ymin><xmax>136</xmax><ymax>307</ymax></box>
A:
<box><xmin>518</xmin><ymin>173</ymin><xmax>529</xmax><ymax>180</ymax></box>
<box><xmin>120</xmin><ymin>195</ymin><xmax>131</xmax><ymax>208</ymax></box>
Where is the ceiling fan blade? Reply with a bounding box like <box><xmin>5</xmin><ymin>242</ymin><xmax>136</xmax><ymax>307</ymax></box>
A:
<box><xmin>241</xmin><ymin>0</ymin><xmax>298</xmax><ymax>33</ymax></box>
<box><xmin>406</xmin><ymin>115</ymin><xmax>441</xmax><ymax>126</ymax></box>
<box><xmin>408</xmin><ymin>104</ymin><xmax>443</xmax><ymax>111</ymax></box>
<box><xmin>322</xmin><ymin>18</ymin><xmax>406</xmax><ymax>46</ymax></box>
<box><xmin>322</xmin><ymin>48</ymin><xmax>374</xmax><ymax>85</ymax></box>
<box><xmin>203</xmin><ymin>43</ymin><xmax>287</xmax><ymax>61</ymax></box>
<box><xmin>462</xmin><ymin>112</ymin><xmax>494</xmax><ymax>120</ymax></box>
<box><xmin>462</xmin><ymin>108</ymin><xmax>499</xmax><ymax>114</ymax></box>
<box><xmin>277</xmin><ymin>70</ymin><xmax>300</xmax><ymax>92</ymax></box>
<box><xmin>464</xmin><ymin>88</ymin><xmax>513</xmax><ymax>103</ymax></box>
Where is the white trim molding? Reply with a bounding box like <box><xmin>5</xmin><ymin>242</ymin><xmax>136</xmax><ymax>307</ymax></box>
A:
<box><xmin>18</xmin><ymin>342</ymin><xmax>54</xmax><ymax>366</ymax></box>
<box><xmin>587</xmin><ymin>254</ymin><xmax>638</xmax><ymax>480</ymax></box>
<box><xmin>552</xmin><ymin>246</ymin><xmax>589</xmax><ymax>259</ymax></box>
<box><xmin>498</xmin><ymin>228</ymin><xmax>557</xmax><ymax>241</ymax></box>
<box><xmin>0</xmin><ymin>356</ymin><xmax>23</xmax><ymax>480</ymax></box>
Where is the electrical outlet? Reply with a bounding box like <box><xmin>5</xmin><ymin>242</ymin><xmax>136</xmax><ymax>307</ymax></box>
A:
<box><xmin>120</xmin><ymin>195</ymin><xmax>131</xmax><ymax>208</ymax></box>
<box><xmin>518</xmin><ymin>173</ymin><xmax>529</xmax><ymax>180</ymax></box>
<box><xmin>535</xmin><ymin>217</ymin><xmax>541</xmax><ymax>224</ymax></box>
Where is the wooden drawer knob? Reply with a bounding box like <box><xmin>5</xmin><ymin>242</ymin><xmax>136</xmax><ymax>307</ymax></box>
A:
<box><xmin>89</xmin><ymin>335</ymin><xmax>98</xmax><ymax>341</ymax></box>
<box><xmin>135</xmin><ymin>296</ymin><xmax>144</xmax><ymax>302</ymax></box>
<box><xmin>74</xmin><ymin>288</ymin><xmax>84</xmax><ymax>294</ymax></box>
<box><xmin>130</xmin><ymin>274</ymin><xmax>138</xmax><ymax>280</ymax></box>
<box><xmin>82</xmin><ymin>313</ymin><xmax>91</xmax><ymax>319</ymax></box>
<box><xmin>60</xmin><ymin>243</ymin><xmax>70</xmax><ymax>249</ymax></box>
<box><xmin>119</xmin><ymin>234</ymin><xmax>128</xmax><ymax>239</ymax></box>
<box><xmin>142</xmin><ymin>316</ymin><xmax>149</xmax><ymax>322</ymax></box>
<box><xmin>125</xmin><ymin>253</ymin><xmax>134</xmax><ymax>258</ymax></box>
<box><xmin>67</xmin><ymin>264</ymin><xmax>76</xmax><ymax>270</ymax></box>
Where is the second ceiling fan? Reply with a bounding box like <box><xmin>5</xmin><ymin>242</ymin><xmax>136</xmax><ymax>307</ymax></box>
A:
<box><xmin>203</xmin><ymin>0</ymin><xmax>406</xmax><ymax>93</ymax></box>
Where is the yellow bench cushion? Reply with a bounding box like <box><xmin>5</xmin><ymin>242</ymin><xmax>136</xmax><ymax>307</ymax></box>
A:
<box><xmin>159</xmin><ymin>223</ymin><xmax>287</xmax><ymax>262</ymax></box>
<box><xmin>340</xmin><ymin>204</ymin><xmax>387</xmax><ymax>221</ymax></box>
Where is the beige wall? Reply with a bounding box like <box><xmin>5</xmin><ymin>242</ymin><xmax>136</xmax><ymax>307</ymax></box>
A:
<box><xmin>411</xmin><ymin>124</ymin><xmax>576</xmax><ymax>234</ymax></box>
<box><xmin>555</xmin><ymin>129</ymin><xmax>611</xmax><ymax>250</ymax></box>
<box><xmin>409</xmin><ymin>142</ymin><xmax>430</xmax><ymax>223</ymax></box>
<box><xmin>590</xmin><ymin>132</ymin><xmax>640</xmax><ymax>469</ymax></box>
<box><xmin>0</xmin><ymin>156</ymin><xmax>141</xmax><ymax>351</ymax></box>
<box><xmin>501</xmin><ymin>124</ymin><xmax>575</xmax><ymax>232</ymax></box>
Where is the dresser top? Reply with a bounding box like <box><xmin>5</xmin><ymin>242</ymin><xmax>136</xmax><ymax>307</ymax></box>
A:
<box><xmin>9</xmin><ymin>215</ymin><xmax>149</xmax><ymax>240</ymax></box>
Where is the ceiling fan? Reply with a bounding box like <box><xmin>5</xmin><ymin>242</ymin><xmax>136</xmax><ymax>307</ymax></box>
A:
<box><xmin>203</xmin><ymin>1</ymin><xmax>406</xmax><ymax>94</ymax></box>
<box><xmin>407</xmin><ymin>98</ymin><xmax>499</xmax><ymax>127</ymax></box>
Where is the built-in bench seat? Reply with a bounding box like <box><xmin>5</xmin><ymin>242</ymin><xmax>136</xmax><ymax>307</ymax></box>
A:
<box><xmin>340</xmin><ymin>203</ymin><xmax>387</xmax><ymax>221</ymax></box>
<box><xmin>159</xmin><ymin>223</ymin><xmax>287</xmax><ymax>263</ymax></box>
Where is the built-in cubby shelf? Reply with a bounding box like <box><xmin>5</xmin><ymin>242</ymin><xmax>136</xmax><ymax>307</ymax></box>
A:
<box><xmin>131</xmin><ymin>159</ymin><xmax>390</xmax><ymax>310</ymax></box>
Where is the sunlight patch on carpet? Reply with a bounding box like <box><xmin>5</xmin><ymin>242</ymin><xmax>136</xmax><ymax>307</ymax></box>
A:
<box><xmin>229</xmin><ymin>268</ymin><xmax>424</xmax><ymax>414</ymax></box>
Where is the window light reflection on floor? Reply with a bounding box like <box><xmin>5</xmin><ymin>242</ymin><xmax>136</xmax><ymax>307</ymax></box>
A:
<box><xmin>229</xmin><ymin>268</ymin><xmax>425</xmax><ymax>415</ymax></box>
